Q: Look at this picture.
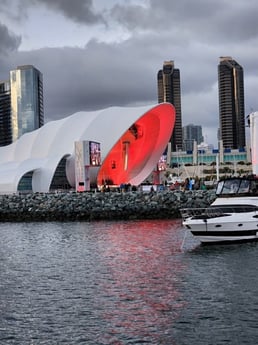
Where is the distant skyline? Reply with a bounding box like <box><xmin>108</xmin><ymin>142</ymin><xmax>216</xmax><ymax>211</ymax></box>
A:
<box><xmin>1</xmin><ymin>0</ymin><xmax>258</xmax><ymax>147</ymax></box>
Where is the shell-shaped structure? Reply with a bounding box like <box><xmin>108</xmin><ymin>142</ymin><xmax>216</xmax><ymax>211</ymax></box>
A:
<box><xmin>0</xmin><ymin>103</ymin><xmax>175</xmax><ymax>193</ymax></box>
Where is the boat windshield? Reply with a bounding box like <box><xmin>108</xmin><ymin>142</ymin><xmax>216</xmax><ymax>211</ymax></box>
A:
<box><xmin>216</xmin><ymin>178</ymin><xmax>251</xmax><ymax>195</ymax></box>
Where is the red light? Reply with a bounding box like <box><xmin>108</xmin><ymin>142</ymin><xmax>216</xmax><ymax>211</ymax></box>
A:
<box><xmin>97</xmin><ymin>104</ymin><xmax>175</xmax><ymax>186</ymax></box>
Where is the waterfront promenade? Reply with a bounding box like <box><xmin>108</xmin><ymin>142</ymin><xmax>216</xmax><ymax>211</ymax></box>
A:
<box><xmin>0</xmin><ymin>189</ymin><xmax>216</xmax><ymax>221</ymax></box>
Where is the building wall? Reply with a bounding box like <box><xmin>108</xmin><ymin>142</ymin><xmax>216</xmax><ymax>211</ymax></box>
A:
<box><xmin>157</xmin><ymin>60</ymin><xmax>183</xmax><ymax>151</ymax></box>
<box><xmin>0</xmin><ymin>81</ymin><xmax>12</xmax><ymax>146</ymax></box>
<box><xmin>170</xmin><ymin>147</ymin><xmax>250</xmax><ymax>167</ymax></box>
<box><xmin>183</xmin><ymin>124</ymin><xmax>204</xmax><ymax>151</ymax></box>
<box><xmin>218</xmin><ymin>57</ymin><xmax>246</xmax><ymax>149</ymax></box>
<box><xmin>10</xmin><ymin>65</ymin><xmax>44</xmax><ymax>142</ymax></box>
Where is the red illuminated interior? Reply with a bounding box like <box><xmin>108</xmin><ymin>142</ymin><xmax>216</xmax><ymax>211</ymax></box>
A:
<box><xmin>97</xmin><ymin>104</ymin><xmax>175</xmax><ymax>186</ymax></box>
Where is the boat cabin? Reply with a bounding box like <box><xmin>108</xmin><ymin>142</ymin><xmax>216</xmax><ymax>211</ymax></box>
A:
<box><xmin>216</xmin><ymin>176</ymin><xmax>258</xmax><ymax>196</ymax></box>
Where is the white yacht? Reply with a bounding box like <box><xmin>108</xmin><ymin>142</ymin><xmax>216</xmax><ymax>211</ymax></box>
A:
<box><xmin>180</xmin><ymin>176</ymin><xmax>258</xmax><ymax>244</ymax></box>
<box><xmin>180</xmin><ymin>111</ymin><xmax>258</xmax><ymax>244</ymax></box>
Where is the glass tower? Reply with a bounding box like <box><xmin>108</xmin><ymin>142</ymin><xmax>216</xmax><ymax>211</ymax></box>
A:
<box><xmin>10</xmin><ymin>65</ymin><xmax>44</xmax><ymax>142</ymax></box>
<box><xmin>0</xmin><ymin>80</ymin><xmax>12</xmax><ymax>146</ymax></box>
<box><xmin>157</xmin><ymin>60</ymin><xmax>183</xmax><ymax>151</ymax></box>
<box><xmin>218</xmin><ymin>57</ymin><xmax>246</xmax><ymax>149</ymax></box>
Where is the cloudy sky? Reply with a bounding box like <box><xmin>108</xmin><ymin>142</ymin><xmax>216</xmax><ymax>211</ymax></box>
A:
<box><xmin>1</xmin><ymin>0</ymin><xmax>258</xmax><ymax>146</ymax></box>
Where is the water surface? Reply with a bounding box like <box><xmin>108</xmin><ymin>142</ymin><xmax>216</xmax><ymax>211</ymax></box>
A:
<box><xmin>0</xmin><ymin>220</ymin><xmax>257</xmax><ymax>344</ymax></box>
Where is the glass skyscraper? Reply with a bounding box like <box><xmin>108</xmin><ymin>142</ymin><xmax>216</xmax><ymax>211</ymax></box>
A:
<box><xmin>218</xmin><ymin>57</ymin><xmax>246</xmax><ymax>149</ymax></box>
<box><xmin>0</xmin><ymin>81</ymin><xmax>12</xmax><ymax>146</ymax></box>
<box><xmin>9</xmin><ymin>65</ymin><xmax>44</xmax><ymax>142</ymax></box>
<box><xmin>157</xmin><ymin>60</ymin><xmax>183</xmax><ymax>151</ymax></box>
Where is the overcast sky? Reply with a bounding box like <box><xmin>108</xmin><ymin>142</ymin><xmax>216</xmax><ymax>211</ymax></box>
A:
<box><xmin>1</xmin><ymin>0</ymin><xmax>258</xmax><ymax>147</ymax></box>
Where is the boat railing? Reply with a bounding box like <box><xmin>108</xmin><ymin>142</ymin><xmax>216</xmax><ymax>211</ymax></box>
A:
<box><xmin>180</xmin><ymin>207</ymin><xmax>229</xmax><ymax>220</ymax></box>
<box><xmin>180</xmin><ymin>204</ymin><xmax>258</xmax><ymax>220</ymax></box>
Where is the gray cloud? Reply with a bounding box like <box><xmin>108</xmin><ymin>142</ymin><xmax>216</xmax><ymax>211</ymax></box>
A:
<box><xmin>0</xmin><ymin>22</ymin><xmax>21</xmax><ymax>56</ymax></box>
<box><xmin>2</xmin><ymin>37</ymin><xmax>213</xmax><ymax>117</ymax></box>
<box><xmin>0</xmin><ymin>0</ymin><xmax>104</xmax><ymax>25</ymax></box>
<box><xmin>23</xmin><ymin>0</ymin><xmax>104</xmax><ymax>25</ymax></box>
<box><xmin>6</xmin><ymin>28</ymin><xmax>257</xmax><ymax>146</ymax></box>
<box><xmin>14</xmin><ymin>40</ymin><xmax>158</xmax><ymax>121</ymax></box>
<box><xmin>0</xmin><ymin>0</ymin><xmax>9</xmax><ymax>9</ymax></box>
<box><xmin>1</xmin><ymin>0</ymin><xmax>258</xmax><ymax>147</ymax></box>
<box><xmin>111</xmin><ymin>0</ymin><xmax>258</xmax><ymax>43</ymax></box>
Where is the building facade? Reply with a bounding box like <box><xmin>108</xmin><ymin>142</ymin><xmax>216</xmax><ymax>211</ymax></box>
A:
<box><xmin>218</xmin><ymin>57</ymin><xmax>246</xmax><ymax>149</ymax></box>
<box><xmin>157</xmin><ymin>60</ymin><xmax>183</xmax><ymax>151</ymax></box>
<box><xmin>170</xmin><ymin>146</ymin><xmax>250</xmax><ymax>167</ymax></box>
<box><xmin>0</xmin><ymin>65</ymin><xmax>46</xmax><ymax>146</ymax></box>
<box><xmin>183</xmin><ymin>124</ymin><xmax>204</xmax><ymax>151</ymax></box>
<box><xmin>10</xmin><ymin>65</ymin><xmax>44</xmax><ymax>142</ymax></box>
<box><xmin>0</xmin><ymin>81</ymin><xmax>12</xmax><ymax>146</ymax></box>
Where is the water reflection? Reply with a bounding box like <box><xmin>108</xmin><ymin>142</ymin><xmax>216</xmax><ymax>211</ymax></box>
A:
<box><xmin>0</xmin><ymin>220</ymin><xmax>190</xmax><ymax>345</ymax></box>
<box><xmin>96</xmin><ymin>220</ymin><xmax>187</xmax><ymax>344</ymax></box>
<box><xmin>3</xmin><ymin>220</ymin><xmax>258</xmax><ymax>344</ymax></box>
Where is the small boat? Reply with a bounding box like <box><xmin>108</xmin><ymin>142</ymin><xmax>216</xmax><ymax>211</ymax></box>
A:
<box><xmin>180</xmin><ymin>176</ymin><xmax>258</xmax><ymax>244</ymax></box>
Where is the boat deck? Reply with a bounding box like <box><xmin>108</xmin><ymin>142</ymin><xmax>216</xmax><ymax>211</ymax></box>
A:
<box><xmin>180</xmin><ymin>204</ymin><xmax>258</xmax><ymax>221</ymax></box>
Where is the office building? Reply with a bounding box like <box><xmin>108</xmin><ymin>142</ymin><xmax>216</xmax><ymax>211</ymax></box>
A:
<box><xmin>218</xmin><ymin>57</ymin><xmax>246</xmax><ymax>149</ymax></box>
<box><xmin>0</xmin><ymin>65</ymin><xmax>45</xmax><ymax>146</ymax></box>
<box><xmin>0</xmin><ymin>81</ymin><xmax>12</xmax><ymax>146</ymax></box>
<box><xmin>183</xmin><ymin>124</ymin><xmax>204</xmax><ymax>151</ymax></box>
<box><xmin>157</xmin><ymin>60</ymin><xmax>183</xmax><ymax>151</ymax></box>
<box><xmin>10</xmin><ymin>65</ymin><xmax>44</xmax><ymax>142</ymax></box>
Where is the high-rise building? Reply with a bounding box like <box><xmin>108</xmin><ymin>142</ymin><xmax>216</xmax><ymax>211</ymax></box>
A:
<box><xmin>8</xmin><ymin>65</ymin><xmax>44</xmax><ymax>143</ymax></box>
<box><xmin>218</xmin><ymin>56</ymin><xmax>246</xmax><ymax>149</ymax></box>
<box><xmin>157</xmin><ymin>60</ymin><xmax>183</xmax><ymax>151</ymax></box>
<box><xmin>0</xmin><ymin>81</ymin><xmax>12</xmax><ymax>146</ymax></box>
<box><xmin>183</xmin><ymin>124</ymin><xmax>204</xmax><ymax>151</ymax></box>
<box><xmin>0</xmin><ymin>65</ymin><xmax>44</xmax><ymax>146</ymax></box>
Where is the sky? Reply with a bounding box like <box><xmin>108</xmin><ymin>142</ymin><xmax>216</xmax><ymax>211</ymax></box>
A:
<box><xmin>1</xmin><ymin>0</ymin><xmax>258</xmax><ymax>147</ymax></box>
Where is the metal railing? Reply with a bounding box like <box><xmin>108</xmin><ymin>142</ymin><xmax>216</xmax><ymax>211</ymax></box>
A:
<box><xmin>180</xmin><ymin>204</ymin><xmax>258</xmax><ymax>220</ymax></box>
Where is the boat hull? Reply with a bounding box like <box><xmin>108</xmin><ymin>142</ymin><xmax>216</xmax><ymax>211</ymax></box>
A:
<box><xmin>182</xmin><ymin>211</ymin><xmax>258</xmax><ymax>243</ymax></box>
<box><xmin>190</xmin><ymin>230</ymin><xmax>258</xmax><ymax>244</ymax></box>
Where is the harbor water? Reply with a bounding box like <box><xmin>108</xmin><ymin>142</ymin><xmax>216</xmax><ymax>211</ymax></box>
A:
<box><xmin>1</xmin><ymin>219</ymin><xmax>258</xmax><ymax>344</ymax></box>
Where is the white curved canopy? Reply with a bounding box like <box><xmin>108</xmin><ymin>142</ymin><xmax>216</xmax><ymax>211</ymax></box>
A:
<box><xmin>0</xmin><ymin>103</ymin><xmax>175</xmax><ymax>193</ymax></box>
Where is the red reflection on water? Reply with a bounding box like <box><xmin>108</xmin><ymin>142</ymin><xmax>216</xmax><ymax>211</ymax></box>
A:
<box><xmin>97</xmin><ymin>219</ymin><xmax>187</xmax><ymax>344</ymax></box>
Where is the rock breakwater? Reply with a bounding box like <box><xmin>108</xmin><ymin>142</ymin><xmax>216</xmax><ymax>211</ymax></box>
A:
<box><xmin>0</xmin><ymin>189</ymin><xmax>216</xmax><ymax>222</ymax></box>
